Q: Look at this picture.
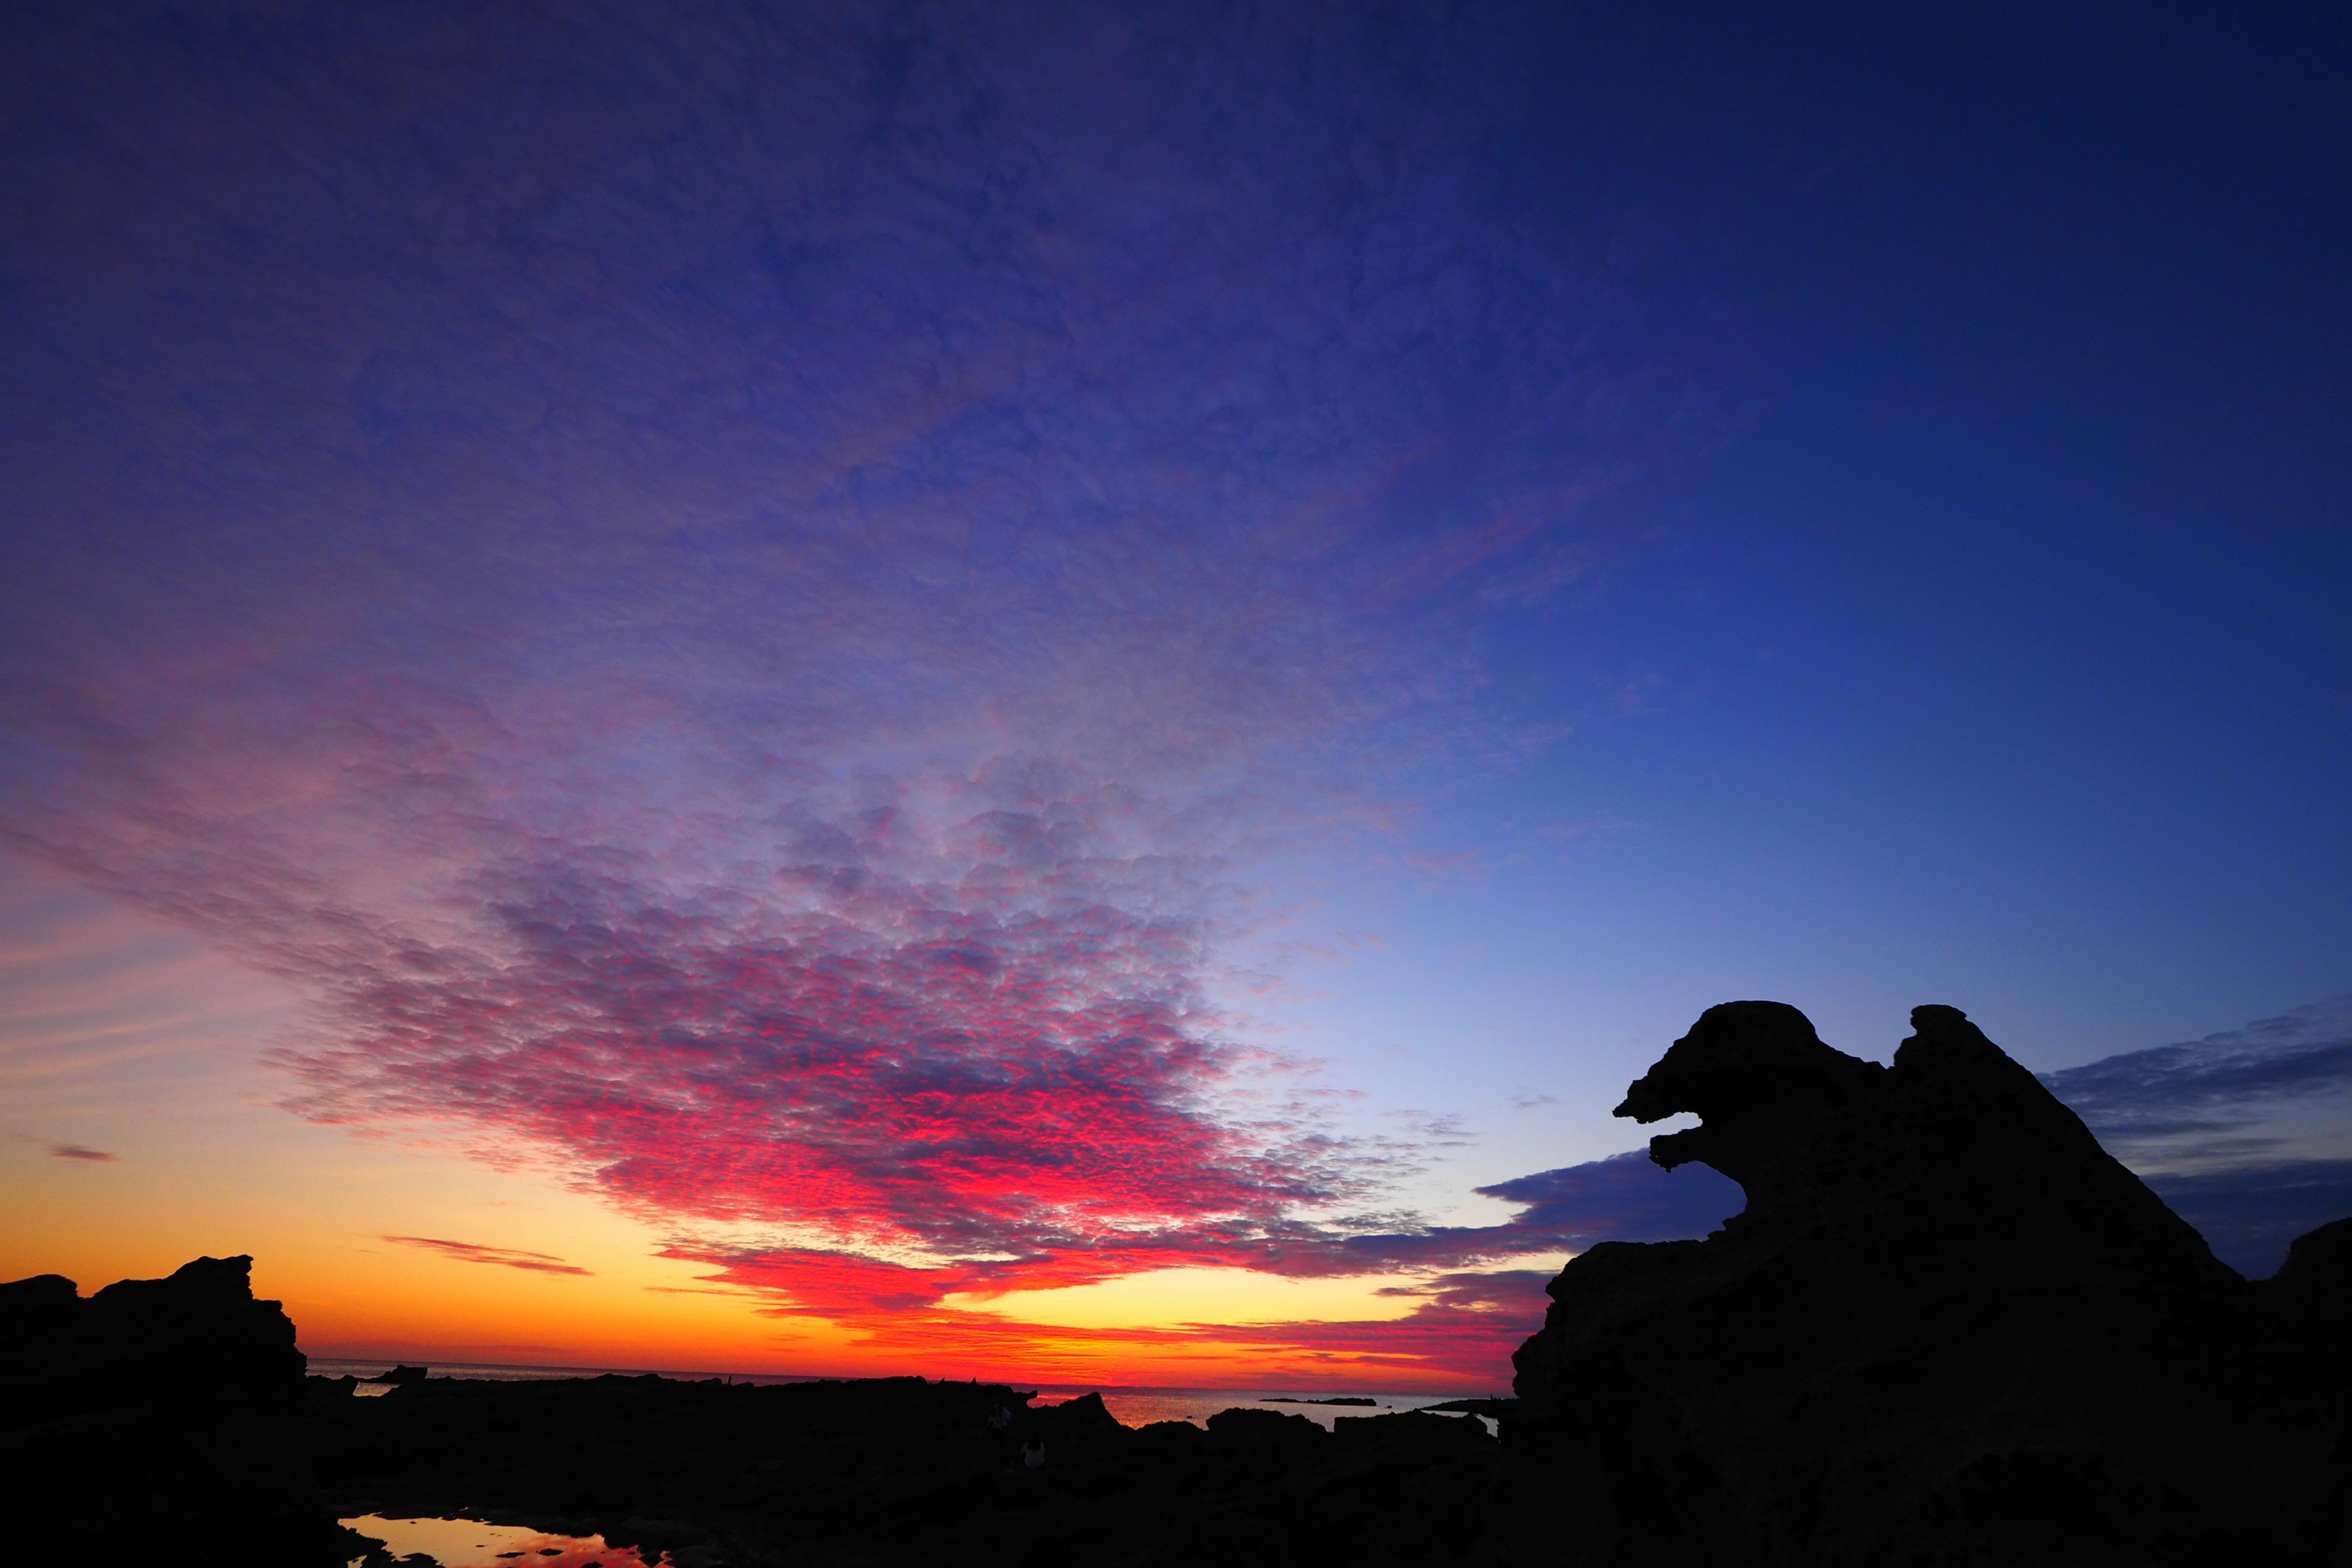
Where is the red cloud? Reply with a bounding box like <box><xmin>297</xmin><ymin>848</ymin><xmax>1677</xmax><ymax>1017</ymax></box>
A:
<box><xmin>250</xmin><ymin>829</ymin><xmax>1748</xmax><ymax>1384</ymax></box>
<box><xmin>282</xmin><ymin>835</ymin><xmax>1364</xmax><ymax>1273</ymax></box>
<box><xmin>31</xmin><ymin>769</ymin><xmax>1737</xmax><ymax>1385</ymax></box>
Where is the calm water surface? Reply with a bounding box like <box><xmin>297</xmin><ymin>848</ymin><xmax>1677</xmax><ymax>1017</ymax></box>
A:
<box><xmin>1042</xmin><ymin>1387</ymin><xmax>1485</xmax><ymax>1431</ymax></box>
<box><xmin>342</xmin><ymin>1513</ymin><xmax>663</xmax><ymax>1567</ymax></box>
<box><xmin>310</xmin><ymin>1360</ymin><xmax>1493</xmax><ymax>1430</ymax></box>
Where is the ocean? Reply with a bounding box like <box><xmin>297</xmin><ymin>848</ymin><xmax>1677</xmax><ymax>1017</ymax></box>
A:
<box><xmin>306</xmin><ymin>1358</ymin><xmax>1495</xmax><ymax>1431</ymax></box>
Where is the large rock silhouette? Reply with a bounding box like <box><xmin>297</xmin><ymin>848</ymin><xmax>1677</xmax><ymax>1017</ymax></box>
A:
<box><xmin>1506</xmin><ymin>1002</ymin><xmax>2352</xmax><ymax>1566</ymax></box>
<box><xmin>0</xmin><ymin>1254</ymin><xmax>342</xmax><ymax>1564</ymax></box>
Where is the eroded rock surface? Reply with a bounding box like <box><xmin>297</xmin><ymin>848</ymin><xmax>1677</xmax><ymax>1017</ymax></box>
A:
<box><xmin>1506</xmin><ymin>1001</ymin><xmax>2352</xmax><ymax>1566</ymax></box>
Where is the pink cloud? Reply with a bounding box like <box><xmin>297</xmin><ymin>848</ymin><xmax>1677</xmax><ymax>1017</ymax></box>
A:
<box><xmin>280</xmin><ymin>837</ymin><xmax>1363</xmax><ymax>1273</ymax></box>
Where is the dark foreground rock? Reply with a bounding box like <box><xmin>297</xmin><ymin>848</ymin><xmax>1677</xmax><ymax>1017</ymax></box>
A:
<box><xmin>310</xmin><ymin>1373</ymin><xmax>1499</xmax><ymax>1566</ymax></box>
<box><xmin>1504</xmin><ymin>1002</ymin><xmax>2352</xmax><ymax>1566</ymax></box>
<box><xmin>0</xmin><ymin>1254</ymin><xmax>353</xmax><ymax>1564</ymax></box>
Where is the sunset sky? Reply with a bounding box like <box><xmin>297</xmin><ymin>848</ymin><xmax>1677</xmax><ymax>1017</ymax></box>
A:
<box><xmin>4</xmin><ymin>2</ymin><xmax>2348</xmax><ymax>1392</ymax></box>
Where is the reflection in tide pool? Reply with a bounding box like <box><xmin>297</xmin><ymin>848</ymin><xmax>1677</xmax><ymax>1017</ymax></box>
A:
<box><xmin>342</xmin><ymin>1513</ymin><xmax>666</xmax><ymax>1567</ymax></box>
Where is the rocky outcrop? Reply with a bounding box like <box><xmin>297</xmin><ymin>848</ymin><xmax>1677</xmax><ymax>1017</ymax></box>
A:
<box><xmin>0</xmin><ymin>1255</ymin><xmax>344</xmax><ymax>1564</ymax></box>
<box><xmin>1506</xmin><ymin>1002</ymin><xmax>2352</xmax><ymax>1566</ymax></box>
<box><xmin>309</xmin><ymin>1372</ymin><xmax>1502</xmax><ymax>1565</ymax></box>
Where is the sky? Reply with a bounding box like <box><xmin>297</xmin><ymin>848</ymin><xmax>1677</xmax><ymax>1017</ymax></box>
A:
<box><xmin>2</xmin><ymin>1</ymin><xmax>2348</xmax><ymax>1393</ymax></box>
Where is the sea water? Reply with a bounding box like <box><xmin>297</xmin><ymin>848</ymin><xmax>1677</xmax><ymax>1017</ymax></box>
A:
<box><xmin>1036</xmin><ymin>1386</ymin><xmax>1490</xmax><ymax>1431</ymax></box>
<box><xmin>309</xmin><ymin>1359</ymin><xmax>1495</xmax><ymax>1430</ymax></box>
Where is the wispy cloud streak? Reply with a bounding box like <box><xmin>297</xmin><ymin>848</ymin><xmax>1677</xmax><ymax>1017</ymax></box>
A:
<box><xmin>383</xmin><ymin>1236</ymin><xmax>593</xmax><ymax>1276</ymax></box>
<box><xmin>2043</xmin><ymin>996</ymin><xmax>2352</xmax><ymax>1168</ymax></box>
<box><xmin>2040</xmin><ymin>997</ymin><xmax>2352</xmax><ymax>1275</ymax></box>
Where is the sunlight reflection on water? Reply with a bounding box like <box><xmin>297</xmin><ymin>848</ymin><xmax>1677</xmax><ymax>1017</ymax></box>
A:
<box><xmin>341</xmin><ymin>1513</ymin><xmax>665</xmax><ymax>1568</ymax></box>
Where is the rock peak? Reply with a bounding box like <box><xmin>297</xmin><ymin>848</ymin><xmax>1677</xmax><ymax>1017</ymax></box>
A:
<box><xmin>1506</xmin><ymin>1000</ymin><xmax>2350</xmax><ymax>1564</ymax></box>
<box><xmin>1611</xmin><ymin>999</ymin><xmax>1882</xmax><ymax>1212</ymax></box>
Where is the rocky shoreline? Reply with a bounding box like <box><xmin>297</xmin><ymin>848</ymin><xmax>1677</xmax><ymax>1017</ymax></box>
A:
<box><xmin>9</xmin><ymin>1001</ymin><xmax>2348</xmax><ymax>1565</ymax></box>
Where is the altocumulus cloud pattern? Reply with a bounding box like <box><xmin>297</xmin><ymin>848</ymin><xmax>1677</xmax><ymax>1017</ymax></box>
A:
<box><xmin>0</xmin><ymin>2</ymin><xmax>1712</xmax><ymax>1373</ymax></box>
<box><xmin>6</xmin><ymin>2</ymin><xmax>2325</xmax><ymax>1379</ymax></box>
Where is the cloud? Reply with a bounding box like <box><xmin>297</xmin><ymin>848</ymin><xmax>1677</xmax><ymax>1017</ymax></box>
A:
<box><xmin>381</xmin><ymin>1236</ymin><xmax>593</xmax><ymax>1276</ymax></box>
<box><xmin>1472</xmin><ymin>1152</ymin><xmax>1745</xmax><ymax>1242</ymax></box>
<box><xmin>1261</xmin><ymin>1149</ymin><xmax>1741</xmax><ymax>1276</ymax></box>
<box><xmin>1167</xmin><ymin>1270</ymin><xmax>1561</xmax><ymax>1383</ymax></box>
<box><xmin>2041</xmin><ymin>995</ymin><xmax>2352</xmax><ymax>1167</ymax></box>
<box><xmin>0</xmin><ymin>1</ymin><xmax>1718</xmax><ymax>1385</ymax></box>
<box><xmin>274</xmin><ymin>833</ymin><xmax>1362</xmax><ymax>1268</ymax></box>
<box><xmin>631</xmin><ymin>1147</ymin><xmax>1736</xmax><ymax>1387</ymax></box>
<box><xmin>1374</xmin><ymin>1268</ymin><xmax>1556</xmax><ymax>1312</ymax></box>
<box><xmin>2037</xmin><ymin>996</ymin><xmax>2352</xmax><ymax>1277</ymax></box>
<box><xmin>48</xmin><ymin>1142</ymin><xmax>116</xmax><ymax>1162</ymax></box>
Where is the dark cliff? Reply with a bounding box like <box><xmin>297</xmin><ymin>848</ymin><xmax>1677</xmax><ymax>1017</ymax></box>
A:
<box><xmin>1505</xmin><ymin>1001</ymin><xmax>2352</xmax><ymax>1566</ymax></box>
<box><xmin>0</xmin><ymin>1254</ymin><xmax>342</xmax><ymax>1564</ymax></box>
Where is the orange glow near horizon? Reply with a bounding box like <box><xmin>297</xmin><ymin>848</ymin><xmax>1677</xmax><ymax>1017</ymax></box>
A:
<box><xmin>0</xmin><ymin>865</ymin><xmax>1565</xmax><ymax>1394</ymax></box>
<box><xmin>3</xmin><ymin>1131</ymin><xmax>1543</xmax><ymax>1391</ymax></box>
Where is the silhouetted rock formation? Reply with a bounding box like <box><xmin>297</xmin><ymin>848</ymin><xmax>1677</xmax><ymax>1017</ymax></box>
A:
<box><xmin>1506</xmin><ymin>1002</ymin><xmax>2352</xmax><ymax>1566</ymax></box>
<box><xmin>311</xmin><ymin>1372</ymin><xmax>1499</xmax><ymax>1565</ymax></box>
<box><xmin>2271</xmin><ymin>1212</ymin><xmax>2352</xmax><ymax>1324</ymax></box>
<box><xmin>0</xmin><ymin>1254</ymin><xmax>345</xmax><ymax>1564</ymax></box>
